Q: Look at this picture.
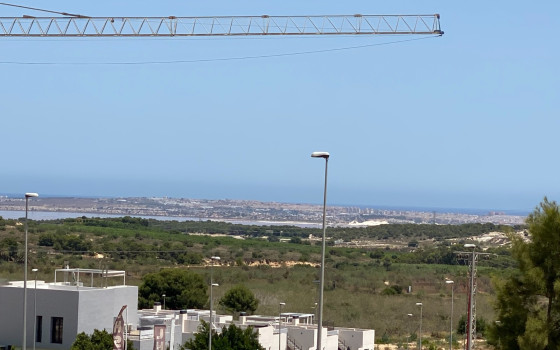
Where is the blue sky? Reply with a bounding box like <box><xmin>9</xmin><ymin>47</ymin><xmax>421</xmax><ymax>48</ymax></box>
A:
<box><xmin>1</xmin><ymin>1</ymin><xmax>559</xmax><ymax>211</ymax></box>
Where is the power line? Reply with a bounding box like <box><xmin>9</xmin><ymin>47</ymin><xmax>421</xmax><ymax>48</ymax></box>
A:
<box><xmin>0</xmin><ymin>35</ymin><xmax>440</xmax><ymax>65</ymax></box>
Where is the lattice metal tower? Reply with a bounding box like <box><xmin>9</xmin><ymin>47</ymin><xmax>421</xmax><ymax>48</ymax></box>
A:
<box><xmin>455</xmin><ymin>245</ymin><xmax>491</xmax><ymax>350</ymax></box>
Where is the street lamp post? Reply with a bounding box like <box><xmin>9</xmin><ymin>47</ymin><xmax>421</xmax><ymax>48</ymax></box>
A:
<box><xmin>446</xmin><ymin>280</ymin><xmax>454</xmax><ymax>350</ymax></box>
<box><xmin>312</xmin><ymin>302</ymin><xmax>318</xmax><ymax>325</ymax></box>
<box><xmin>279</xmin><ymin>302</ymin><xmax>285</xmax><ymax>350</ymax></box>
<box><xmin>32</xmin><ymin>268</ymin><xmax>38</xmax><ymax>350</ymax></box>
<box><xmin>209</xmin><ymin>283</ymin><xmax>219</xmax><ymax>350</ymax></box>
<box><xmin>311</xmin><ymin>151</ymin><xmax>329</xmax><ymax>350</ymax></box>
<box><xmin>406</xmin><ymin>314</ymin><xmax>413</xmax><ymax>349</ymax></box>
<box><xmin>416</xmin><ymin>303</ymin><xmax>423</xmax><ymax>350</ymax></box>
<box><xmin>209</xmin><ymin>256</ymin><xmax>220</xmax><ymax>350</ymax></box>
<box><xmin>23</xmin><ymin>192</ymin><xmax>38</xmax><ymax>350</ymax></box>
<box><xmin>162</xmin><ymin>294</ymin><xmax>166</xmax><ymax>310</ymax></box>
<box><xmin>464</xmin><ymin>244</ymin><xmax>476</xmax><ymax>350</ymax></box>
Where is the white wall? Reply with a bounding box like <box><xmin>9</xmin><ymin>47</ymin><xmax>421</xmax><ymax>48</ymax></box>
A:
<box><xmin>287</xmin><ymin>326</ymin><xmax>317</xmax><ymax>350</ymax></box>
<box><xmin>338</xmin><ymin>329</ymin><xmax>375</xmax><ymax>350</ymax></box>
<box><xmin>0</xmin><ymin>284</ymin><xmax>138</xmax><ymax>350</ymax></box>
<box><xmin>256</xmin><ymin>326</ymin><xmax>276</xmax><ymax>350</ymax></box>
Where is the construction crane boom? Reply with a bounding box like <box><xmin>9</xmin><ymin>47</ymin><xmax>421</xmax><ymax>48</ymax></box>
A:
<box><xmin>0</xmin><ymin>14</ymin><xmax>442</xmax><ymax>37</ymax></box>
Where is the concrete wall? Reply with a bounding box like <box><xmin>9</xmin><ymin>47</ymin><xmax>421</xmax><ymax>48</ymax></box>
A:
<box><xmin>131</xmin><ymin>338</ymin><xmax>153</xmax><ymax>350</ymax></box>
<box><xmin>77</xmin><ymin>285</ymin><xmax>138</xmax><ymax>335</ymax></box>
<box><xmin>338</xmin><ymin>329</ymin><xmax>375</xmax><ymax>350</ymax></box>
<box><xmin>255</xmin><ymin>326</ymin><xmax>278</xmax><ymax>350</ymax></box>
<box><xmin>287</xmin><ymin>326</ymin><xmax>317</xmax><ymax>350</ymax></box>
<box><xmin>0</xmin><ymin>284</ymin><xmax>138</xmax><ymax>350</ymax></box>
<box><xmin>326</xmin><ymin>331</ymin><xmax>338</xmax><ymax>350</ymax></box>
<box><xmin>0</xmin><ymin>284</ymin><xmax>79</xmax><ymax>349</ymax></box>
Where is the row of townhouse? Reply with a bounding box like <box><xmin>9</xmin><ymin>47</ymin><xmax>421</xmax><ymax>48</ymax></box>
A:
<box><xmin>0</xmin><ymin>268</ymin><xmax>374</xmax><ymax>350</ymax></box>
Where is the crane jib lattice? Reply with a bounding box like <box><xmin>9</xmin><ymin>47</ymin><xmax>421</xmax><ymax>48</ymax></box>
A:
<box><xmin>0</xmin><ymin>14</ymin><xmax>443</xmax><ymax>37</ymax></box>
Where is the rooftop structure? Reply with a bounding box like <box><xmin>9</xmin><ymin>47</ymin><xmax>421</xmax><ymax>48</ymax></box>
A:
<box><xmin>133</xmin><ymin>306</ymin><xmax>374</xmax><ymax>350</ymax></box>
<box><xmin>0</xmin><ymin>267</ymin><xmax>374</xmax><ymax>350</ymax></box>
<box><xmin>0</xmin><ymin>268</ymin><xmax>138</xmax><ymax>350</ymax></box>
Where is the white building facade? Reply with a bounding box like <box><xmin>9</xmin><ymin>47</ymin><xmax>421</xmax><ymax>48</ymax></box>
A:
<box><xmin>0</xmin><ymin>268</ymin><xmax>138</xmax><ymax>350</ymax></box>
<box><xmin>0</xmin><ymin>268</ymin><xmax>373</xmax><ymax>350</ymax></box>
<box><xmin>133</xmin><ymin>309</ymin><xmax>375</xmax><ymax>350</ymax></box>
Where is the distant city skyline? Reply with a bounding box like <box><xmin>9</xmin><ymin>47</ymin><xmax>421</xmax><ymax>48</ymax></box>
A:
<box><xmin>0</xmin><ymin>187</ymin><xmax>536</xmax><ymax>215</ymax></box>
<box><xmin>1</xmin><ymin>1</ymin><xmax>558</xmax><ymax>215</ymax></box>
<box><xmin>0</xmin><ymin>195</ymin><xmax>528</xmax><ymax>224</ymax></box>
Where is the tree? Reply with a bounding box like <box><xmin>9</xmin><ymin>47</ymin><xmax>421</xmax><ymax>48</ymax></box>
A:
<box><xmin>456</xmin><ymin>315</ymin><xmax>487</xmax><ymax>337</ymax></box>
<box><xmin>180</xmin><ymin>320</ymin><xmax>264</xmax><ymax>350</ymax></box>
<box><xmin>491</xmin><ymin>198</ymin><xmax>560</xmax><ymax>349</ymax></box>
<box><xmin>71</xmin><ymin>329</ymin><xmax>133</xmax><ymax>350</ymax></box>
<box><xmin>138</xmin><ymin>269</ymin><xmax>207</xmax><ymax>310</ymax></box>
<box><xmin>0</xmin><ymin>237</ymin><xmax>20</xmax><ymax>262</ymax></box>
<box><xmin>218</xmin><ymin>285</ymin><xmax>259</xmax><ymax>315</ymax></box>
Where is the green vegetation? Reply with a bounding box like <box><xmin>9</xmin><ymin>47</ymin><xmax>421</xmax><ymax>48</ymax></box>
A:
<box><xmin>0</xmin><ymin>216</ymin><xmax>518</xmax><ymax>269</ymax></box>
<box><xmin>219</xmin><ymin>285</ymin><xmax>259</xmax><ymax>315</ymax></box>
<box><xmin>490</xmin><ymin>198</ymin><xmax>560</xmax><ymax>349</ymax></box>
<box><xmin>71</xmin><ymin>329</ymin><xmax>133</xmax><ymax>350</ymax></box>
<box><xmin>138</xmin><ymin>269</ymin><xmax>207</xmax><ymax>309</ymax></box>
<box><xmin>0</xmin><ymin>214</ymin><xmax>520</xmax><ymax>344</ymax></box>
<box><xmin>180</xmin><ymin>321</ymin><xmax>264</xmax><ymax>350</ymax></box>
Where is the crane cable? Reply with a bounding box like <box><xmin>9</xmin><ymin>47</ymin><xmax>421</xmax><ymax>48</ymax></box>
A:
<box><xmin>0</xmin><ymin>2</ymin><xmax>88</xmax><ymax>17</ymax></box>
<box><xmin>0</xmin><ymin>35</ymin><xmax>440</xmax><ymax>65</ymax></box>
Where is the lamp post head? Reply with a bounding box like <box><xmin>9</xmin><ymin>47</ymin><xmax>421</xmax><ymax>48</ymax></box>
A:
<box><xmin>445</xmin><ymin>280</ymin><xmax>454</xmax><ymax>284</ymax></box>
<box><xmin>162</xmin><ymin>294</ymin><xmax>166</xmax><ymax>297</ymax></box>
<box><xmin>32</xmin><ymin>269</ymin><xmax>38</xmax><ymax>272</ymax></box>
<box><xmin>279</xmin><ymin>302</ymin><xmax>286</xmax><ymax>306</ymax></box>
<box><xmin>211</xmin><ymin>283</ymin><xmax>219</xmax><ymax>287</ymax></box>
<box><xmin>211</xmin><ymin>256</ymin><xmax>221</xmax><ymax>261</ymax></box>
<box><xmin>25</xmin><ymin>193</ymin><xmax>39</xmax><ymax>198</ymax></box>
<box><xmin>311</xmin><ymin>152</ymin><xmax>330</xmax><ymax>159</ymax></box>
<box><xmin>416</xmin><ymin>302</ymin><xmax>423</xmax><ymax>306</ymax></box>
<box><xmin>464</xmin><ymin>244</ymin><xmax>476</xmax><ymax>249</ymax></box>
<box><xmin>407</xmin><ymin>313</ymin><xmax>413</xmax><ymax>317</ymax></box>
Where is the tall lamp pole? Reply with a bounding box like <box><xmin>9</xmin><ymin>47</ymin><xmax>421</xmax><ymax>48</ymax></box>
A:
<box><xmin>23</xmin><ymin>192</ymin><xmax>38</xmax><ymax>350</ymax></box>
<box><xmin>464</xmin><ymin>244</ymin><xmax>476</xmax><ymax>350</ymax></box>
<box><xmin>406</xmin><ymin>314</ymin><xmax>413</xmax><ymax>349</ymax></box>
<box><xmin>416</xmin><ymin>302</ymin><xmax>423</xmax><ymax>350</ymax></box>
<box><xmin>446</xmin><ymin>280</ymin><xmax>454</xmax><ymax>350</ymax></box>
<box><xmin>162</xmin><ymin>294</ymin><xmax>166</xmax><ymax>310</ymax></box>
<box><xmin>32</xmin><ymin>268</ymin><xmax>38</xmax><ymax>350</ymax></box>
<box><xmin>311</xmin><ymin>151</ymin><xmax>329</xmax><ymax>350</ymax></box>
<box><xmin>209</xmin><ymin>283</ymin><xmax>219</xmax><ymax>350</ymax></box>
<box><xmin>209</xmin><ymin>256</ymin><xmax>220</xmax><ymax>350</ymax></box>
<box><xmin>279</xmin><ymin>302</ymin><xmax>285</xmax><ymax>350</ymax></box>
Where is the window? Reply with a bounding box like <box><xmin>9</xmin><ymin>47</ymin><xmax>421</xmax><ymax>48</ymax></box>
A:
<box><xmin>51</xmin><ymin>317</ymin><xmax>63</xmax><ymax>344</ymax></box>
<box><xmin>36</xmin><ymin>316</ymin><xmax>42</xmax><ymax>343</ymax></box>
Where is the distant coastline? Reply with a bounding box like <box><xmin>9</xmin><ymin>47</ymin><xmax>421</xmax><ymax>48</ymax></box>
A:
<box><xmin>0</xmin><ymin>193</ymin><xmax>530</xmax><ymax>217</ymax></box>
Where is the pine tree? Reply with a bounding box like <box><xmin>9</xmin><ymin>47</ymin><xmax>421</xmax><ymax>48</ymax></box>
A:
<box><xmin>492</xmin><ymin>198</ymin><xmax>560</xmax><ymax>349</ymax></box>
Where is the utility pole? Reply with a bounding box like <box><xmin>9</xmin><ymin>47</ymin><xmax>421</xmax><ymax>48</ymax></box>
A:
<box><xmin>455</xmin><ymin>244</ymin><xmax>491</xmax><ymax>350</ymax></box>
